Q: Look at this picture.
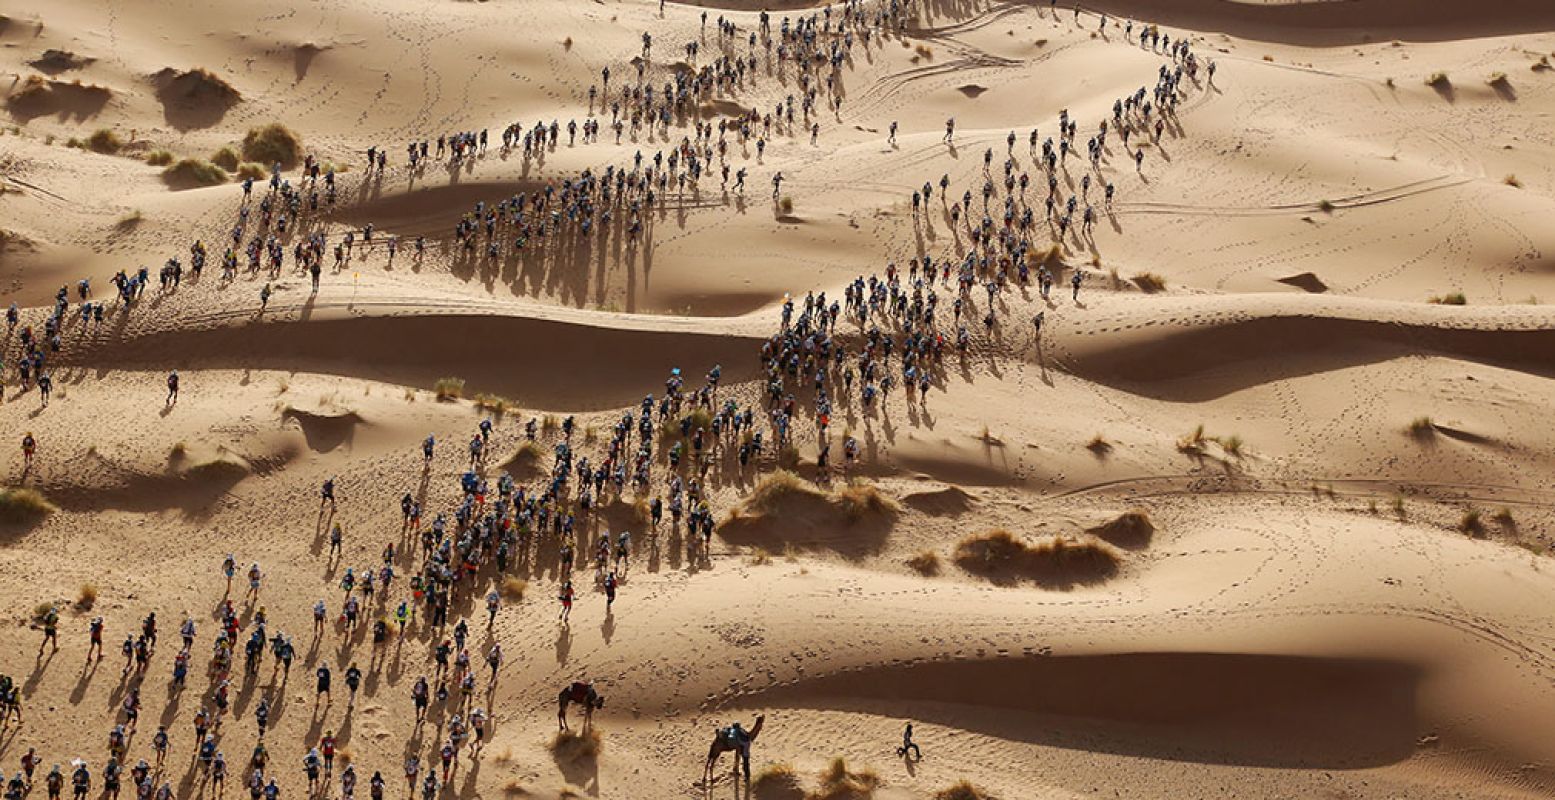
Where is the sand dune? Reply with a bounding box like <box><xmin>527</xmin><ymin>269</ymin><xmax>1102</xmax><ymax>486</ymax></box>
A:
<box><xmin>3</xmin><ymin>0</ymin><xmax>1555</xmax><ymax>798</ymax></box>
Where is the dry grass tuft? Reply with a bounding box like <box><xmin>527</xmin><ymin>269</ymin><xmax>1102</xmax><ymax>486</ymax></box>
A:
<box><xmin>1493</xmin><ymin>507</ymin><xmax>1516</xmax><ymax>529</ymax></box>
<box><xmin>1428</xmin><ymin>292</ymin><xmax>1467</xmax><ymax>305</ymax></box>
<box><xmin>906</xmin><ymin>550</ymin><xmax>941</xmax><ymax>576</ymax></box>
<box><xmin>241</xmin><ymin>122</ymin><xmax>303</xmax><ymax>169</ymax></box>
<box><xmin>1426</xmin><ymin>71</ymin><xmax>1450</xmax><ymax>87</ymax></box>
<box><xmin>779</xmin><ymin>195</ymin><xmax>795</xmax><ymax>214</ymax></box>
<box><xmin>1086</xmin><ymin>434</ymin><xmax>1112</xmax><ymax>456</ymax></box>
<box><xmin>1132</xmin><ymin>272</ymin><xmax>1167</xmax><ymax>293</ymax></box>
<box><xmin>752</xmin><ymin>762</ymin><xmax>802</xmax><ymax>797</ymax></box>
<box><xmin>162</xmin><ymin>158</ymin><xmax>228</xmax><ymax>188</ymax></box>
<box><xmin>145</xmin><ymin>149</ymin><xmax>174</xmax><ymax>166</ymax></box>
<box><xmin>1177</xmin><ymin>424</ymin><xmax>1207</xmax><ymax>454</ymax></box>
<box><xmin>833</xmin><ymin>479</ymin><xmax>900</xmax><ymax>520</ymax></box>
<box><xmin>500</xmin><ymin>576</ymin><xmax>527</xmax><ymax>602</ymax></box>
<box><xmin>935</xmin><ymin>781</ymin><xmax>998</xmax><ymax>800</ymax></box>
<box><xmin>86</xmin><ymin>128</ymin><xmax>122</xmax><ymax>154</ymax></box>
<box><xmin>433</xmin><ymin>377</ymin><xmax>465</xmax><ymax>401</ymax></box>
<box><xmin>1459</xmin><ymin>509</ymin><xmax>1485</xmax><ymax>537</ymax></box>
<box><xmin>1087</xmin><ymin>508</ymin><xmax>1155</xmax><ymax>549</ymax></box>
<box><xmin>742</xmin><ymin>471</ymin><xmax>898</xmax><ymax>524</ymax></box>
<box><xmin>75</xmin><ymin>583</ymin><xmax>98</xmax><ymax>610</ymax></box>
<box><xmin>1504</xmin><ymin>174</ymin><xmax>1523</xmax><ymax>188</ymax></box>
<box><xmin>955</xmin><ymin>529</ymin><xmax>1121</xmax><ymax>585</ymax></box>
<box><xmin>235</xmin><ymin>161</ymin><xmax>266</xmax><ymax>181</ymax></box>
<box><xmin>810</xmin><ymin>757</ymin><xmax>880</xmax><ymax>800</ymax></box>
<box><xmin>1407</xmin><ymin>416</ymin><xmax>1436</xmax><ymax>439</ymax></box>
<box><xmin>0</xmin><ymin>487</ymin><xmax>58</xmax><ymax>524</ymax></box>
<box><xmin>210</xmin><ymin>145</ymin><xmax>240</xmax><ymax>171</ymax></box>
<box><xmin>1489</xmin><ymin>71</ymin><xmax>1510</xmax><ymax>87</ymax></box>
<box><xmin>747</xmin><ymin>547</ymin><xmax>773</xmax><ymax>566</ymax></box>
<box><xmin>473</xmin><ymin>392</ymin><xmax>513</xmax><ymax>415</ymax></box>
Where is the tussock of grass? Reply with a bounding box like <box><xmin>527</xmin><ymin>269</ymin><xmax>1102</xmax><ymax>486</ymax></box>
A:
<box><xmin>1132</xmin><ymin>272</ymin><xmax>1166</xmax><ymax>293</ymax></box>
<box><xmin>742</xmin><ymin>471</ymin><xmax>899</xmax><ymax>524</ymax></box>
<box><xmin>1086</xmin><ymin>508</ymin><xmax>1154</xmax><ymax>549</ymax></box>
<box><xmin>1407</xmin><ymin>416</ymin><xmax>1436</xmax><ymax>439</ymax></box>
<box><xmin>1488</xmin><ymin>71</ymin><xmax>1509</xmax><ymax>87</ymax></box>
<box><xmin>162</xmin><ymin>158</ymin><xmax>228</xmax><ymax>188</ymax></box>
<box><xmin>241</xmin><ymin>122</ymin><xmax>303</xmax><ymax>169</ymax></box>
<box><xmin>1086</xmin><ymin>434</ymin><xmax>1112</xmax><ymax>456</ymax></box>
<box><xmin>906</xmin><ymin>550</ymin><xmax>941</xmax><ymax>576</ymax></box>
<box><xmin>1428</xmin><ymin>292</ymin><xmax>1467</xmax><ymax>305</ymax></box>
<box><xmin>1177</xmin><ymin>424</ymin><xmax>1206</xmax><ymax>454</ymax></box>
<box><xmin>1493</xmin><ymin>507</ymin><xmax>1516</xmax><ymax>529</ymax></box>
<box><xmin>935</xmin><ymin>781</ymin><xmax>998</xmax><ymax>800</ymax></box>
<box><xmin>542</xmin><ymin>414</ymin><xmax>560</xmax><ymax>432</ymax></box>
<box><xmin>747</xmin><ymin>547</ymin><xmax>773</xmax><ymax>566</ymax></box>
<box><xmin>752</xmin><ymin>762</ymin><xmax>800</xmax><ymax>795</ymax></box>
<box><xmin>955</xmin><ymin>529</ymin><xmax>1121</xmax><ymax>585</ymax></box>
<box><xmin>661</xmin><ymin>407</ymin><xmax>714</xmax><ymax>441</ymax></box>
<box><xmin>145</xmin><ymin>149</ymin><xmax>174</xmax><ymax>166</ymax></box>
<box><xmin>779</xmin><ymin>195</ymin><xmax>795</xmax><ymax>214</ymax></box>
<box><xmin>810</xmin><ymin>758</ymin><xmax>880</xmax><ymax>800</ymax></box>
<box><xmin>1217</xmin><ymin>433</ymin><xmax>1244</xmax><ymax>457</ymax></box>
<box><xmin>1503</xmin><ymin>174</ymin><xmax>1523</xmax><ymax>188</ymax></box>
<box><xmin>1391</xmin><ymin>494</ymin><xmax>1407</xmax><ymax>519</ymax></box>
<box><xmin>0</xmin><ymin>487</ymin><xmax>58</xmax><ymax>524</ymax></box>
<box><xmin>1317</xmin><ymin>199</ymin><xmax>1337</xmax><ymax>213</ymax></box>
<box><xmin>473</xmin><ymin>392</ymin><xmax>513</xmax><ymax>415</ymax></box>
<box><xmin>234</xmin><ymin>161</ymin><xmax>266</xmax><ymax>181</ymax></box>
<box><xmin>433</xmin><ymin>377</ymin><xmax>465</xmax><ymax>401</ymax></box>
<box><xmin>550</xmin><ymin>728</ymin><xmax>602</xmax><ymax>761</ymax></box>
<box><xmin>210</xmin><ymin>145</ymin><xmax>240</xmax><ymax>171</ymax></box>
<box><xmin>1459</xmin><ymin>509</ymin><xmax>1485</xmax><ymax>536</ymax></box>
<box><xmin>1426</xmin><ymin>71</ymin><xmax>1450</xmax><ymax>87</ymax></box>
<box><xmin>86</xmin><ymin>128</ymin><xmax>122</xmax><ymax>154</ymax></box>
<box><xmin>75</xmin><ymin>583</ymin><xmax>98</xmax><ymax>610</ymax></box>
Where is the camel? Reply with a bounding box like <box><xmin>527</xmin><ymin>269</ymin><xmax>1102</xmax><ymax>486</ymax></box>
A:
<box><xmin>557</xmin><ymin>681</ymin><xmax>604</xmax><ymax>731</ymax></box>
<box><xmin>704</xmin><ymin>714</ymin><xmax>764</xmax><ymax>783</ymax></box>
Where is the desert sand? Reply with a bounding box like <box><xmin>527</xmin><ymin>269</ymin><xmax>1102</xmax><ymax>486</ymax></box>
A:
<box><xmin>4</xmin><ymin>0</ymin><xmax>1555</xmax><ymax>798</ymax></box>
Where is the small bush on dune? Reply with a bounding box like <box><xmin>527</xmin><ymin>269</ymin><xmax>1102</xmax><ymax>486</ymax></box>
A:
<box><xmin>500</xmin><ymin>576</ymin><xmax>527</xmax><ymax>601</ymax></box>
<box><xmin>810</xmin><ymin>758</ymin><xmax>880</xmax><ymax>800</ymax></box>
<box><xmin>906</xmin><ymin>550</ymin><xmax>941</xmax><ymax>576</ymax></box>
<box><xmin>1177</xmin><ymin>424</ymin><xmax>1207</xmax><ymax>454</ymax></box>
<box><xmin>1087</xmin><ymin>508</ymin><xmax>1154</xmax><ymax>549</ymax></box>
<box><xmin>235</xmin><ymin>161</ymin><xmax>267</xmax><ymax>181</ymax></box>
<box><xmin>550</xmin><ymin>728</ymin><xmax>602</xmax><ymax>761</ymax></box>
<box><xmin>210</xmin><ymin>145</ymin><xmax>240</xmax><ymax>171</ymax></box>
<box><xmin>747</xmin><ymin>547</ymin><xmax>773</xmax><ymax>566</ymax></box>
<box><xmin>955</xmin><ymin>529</ymin><xmax>1121</xmax><ymax>584</ymax></box>
<box><xmin>433</xmin><ymin>377</ymin><xmax>465</xmax><ymax>401</ymax></box>
<box><xmin>1459</xmin><ymin>509</ymin><xmax>1484</xmax><ymax>536</ymax></box>
<box><xmin>473</xmin><ymin>392</ymin><xmax>513</xmax><ymax>415</ymax></box>
<box><xmin>752</xmin><ymin>762</ymin><xmax>801</xmax><ymax>796</ymax></box>
<box><xmin>163</xmin><ymin>158</ymin><xmax>228</xmax><ymax>188</ymax></box>
<box><xmin>1493</xmin><ymin>507</ymin><xmax>1516</xmax><ymax>529</ymax></box>
<box><xmin>1426</xmin><ymin>71</ymin><xmax>1450</xmax><ymax>87</ymax></box>
<box><xmin>145</xmin><ymin>149</ymin><xmax>174</xmax><ymax>166</ymax></box>
<box><xmin>1429</xmin><ymin>292</ymin><xmax>1467</xmax><ymax>305</ymax></box>
<box><xmin>0</xmin><ymin>487</ymin><xmax>58</xmax><ymax>524</ymax></box>
<box><xmin>1503</xmin><ymin>174</ymin><xmax>1523</xmax><ymax>188</ymax></box>
<box><xmin>936</xmin><ymin>781</ymin><xmax>999</xmax><ymax>800</ymax></box>
<box><xmin>1407</xmin><ymin>416</ymin><xmax>1436</xmax><ymax>439</ymax></box>
<box><xmin>746</xmin><ymin>470</ymin><xmax>825</xmax><ymax>514</ymax></box>
<box><xmin>241</xmin><ymin>122</ymin><xmax>303</xmax><ymax>169</ymax></box>
<box><xmin>833</xmin><ymin>479</ymin><xmax>900</xmax><ymax>520</ymax></box>
<box><xmin>779</xmin><ymin>195</ymin><xmax>794</xmax><ymax>214</ymax></box>
<box><xmin>1217</xmin><ymin>433</ymin><xmax>1244</xmax><ymax>457</ymax></box>
<box><xmin>1086</xmin><ymin>434</ymin><xmax>1112</xmax><ymax>455</ymax></box>
<box><xmin>75</xmin><ymin>584</ymin><xmax>98</xmax><ymax>610</ymax></box>
<box><xmin>86</xmin><ymin>128</ymin><xmax>122</xmax><ymax>154</ymax></box>
<box><xmin>1132</xmin><ymin>272</ymin><xmax>1166</xmax><ymax>293</ymax></box>
<box><xmin>1488</xmin><ymin>71</ymin><xmax>1509</xmax><ymax>87</ymax></box>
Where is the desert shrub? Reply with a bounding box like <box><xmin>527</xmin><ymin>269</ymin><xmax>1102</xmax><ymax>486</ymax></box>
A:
<box><xmin>75</xmin><ymin>583</ymin><xmax>98</xmax><ymax>610</ymax></box>
<box><xmin>235</xmin><ymin>161</ymin><xmax>267</xmax><ymax>181</ymax></box>
<box><xmin>210</xmin><ymin>145</ymin><xmax>240</xmax><ymax>171</ymax></box>
<box><xmin>86</xmin><ymin>128</ymin><xmax>122</xmax><ymax>154</ymax></box>
<box><xmin>1488</xmin><ymin>71</ymin><xmax>1509</xmax><ymax>86</ymax></box>
<box><xmin>752</xmin><ymin>762</ymin><xmax>800</xmax><ymax>795</ymax></box>
<box><xmin>241</xmin><ymin>122</ymin><xmax>303</xmax><ymax>169</ymax></box>
<box><xmin>1086</xmin><ymin>434</ymin><xmax>1111</xmax><ymax>455</ymax></box>
<box><xmin>954</xmin><ymin>529</ymin><xmax>1121</xmax><ymax>584</ymax></box>
<box><xmin>473</xmin><ymin>393</ymin><xmax>512</xmax><ymax>415</ymax></box>
<box><xmin>833</xmin><ymin>479</ymin><xmax>900</xmax><ymax>520</ymax></box>
<box><xmin>1087</xmin><ymin>508</ymin><xmax>1154</xmax><ymax>549</ymax></box>
<box><xmin>1177</xmin><ymin>424</ymin><xmax>1206</xmax><ymax>453</ymax></box>
<box><xmin>779</xmin><ymin>195</ymin><xmax>794</xmax><ymax>214</ymax></box>
<box><xmin>906</xmin><ymin>550</ymin><xmax>941</xmax><ymax>576</ymax></box>
<box><xmin>163</xmin><ymin>158</ymin><xmax>228</xmax><ymax>188</ymax></box>
<box><xmin>1459</xmin><ymin>509</ymin><xmax>1484</xmax><ymax>536</ymax></box>
<box><xmin>500</xmin><ymin>576</ymin><xmax>527</xmax><ymax>601</ymax></box>
<box><xmin>1426</xmin><ymin>71</ymin><xmax>1450</xmax><ymax>87</ymax></box>
<box><xmin>433</xmin><ymin>377</ymin><xmax>465</xmax><ymax>400</ymax></box>
<box><xmin>1407</xmin><ymin>416</ymin><xmax>1435</xmax><ymax>439</ymax></box>
<box><xmin>0</xmin><ymin>487</ymin><xmax>58</xmax><ymax>524</ymax></box>
<box><xmin>746</xmin><ymin>470</ymin><xmax>825</xmax><ymax>513</ymax></box>
<box><xmin>811</xmin><ymin>758</ymin><xmax>880</xmax><ymax>800</ymax></box>
<box><xmin>1132</xmin><ymin>272</ymin><xmax>1166</xmax><ymax>293</ymax></box>
<box><xmin>747</xmin><ymin>547</ymin><xmax>772</xmax><ymax>566</ymax></box>
<box><xmin>1503</xmin><ymin>174</ymin><xmax>1523</xmax><ymax>188</ymax></box>
<box><xmin>1493</xmin><ymin>507</ymin><xmax>1516</xmax><ymax>528</ymax></box>
<box><xmin>1429</xmin><ymin>292</ymin><xmax>1467</xmax><ymax>305</ymax></box>
<box><xmin>936</xmin><ymin>781</ymin><xmax>998</xmax><ymax>800</ymax></box>
<box><xmin>145</xmin><ymin>149</ymin><xmax>174</xmax><ymax>166</ymax></box>
<box><xmin>1218</xmin><ymin>433</ymin><xmax>1244</xmax><ymax>457</ymax></box>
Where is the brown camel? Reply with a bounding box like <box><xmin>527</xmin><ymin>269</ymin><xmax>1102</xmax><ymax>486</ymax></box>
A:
<box><xmin>557</xmin><ymin>681</ymin><xmax>605</xmax><ymax>731</ymax></box>
<box><xmin>704</xmin><ymin>714</ymin><xmax>764</xmax><ymax>783</ymax></box>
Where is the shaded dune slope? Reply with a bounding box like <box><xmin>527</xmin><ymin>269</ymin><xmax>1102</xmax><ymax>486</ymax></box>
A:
<box><xmin>732</xmin><ymin>654</ymin><xmax>1420</xmax><ymax>769</ymax></box>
